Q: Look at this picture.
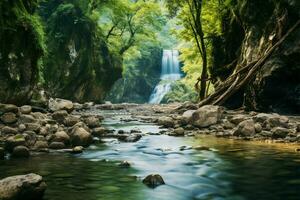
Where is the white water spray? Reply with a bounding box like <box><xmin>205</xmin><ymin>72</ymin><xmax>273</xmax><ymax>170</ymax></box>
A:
<box><xmin>149</xmin><ymin>50</ymin><xmax>181</xmax><ymax>104</ymax></box>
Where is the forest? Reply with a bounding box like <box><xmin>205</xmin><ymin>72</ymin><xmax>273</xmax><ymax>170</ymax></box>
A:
<box><xmin>0</xmin><ymin>0</ymin><xmax>300</xmax><ymax>200</ymax></box>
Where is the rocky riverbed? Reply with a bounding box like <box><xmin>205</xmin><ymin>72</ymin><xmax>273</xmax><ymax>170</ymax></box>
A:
<box><xmin>1</xmin><ymin>100</ymin><xmax>300</xmax><ymax>160</ymax></box>
<box><xmin>0</xmin><ymin>99</ymin><xmax>300</xmax><ymax>199</ymax></box>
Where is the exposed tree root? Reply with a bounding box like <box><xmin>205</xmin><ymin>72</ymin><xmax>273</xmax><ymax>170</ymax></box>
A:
<box><xmin>198</xmin><ymin>19</ymin><xmax>300</xmax><ymax>107</ymax></box>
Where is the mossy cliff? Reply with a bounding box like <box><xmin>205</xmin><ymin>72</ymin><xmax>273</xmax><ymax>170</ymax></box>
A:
<box><xmin>0</xmin><ymin>0</ymin><xmax>45</xmax><ymax>105</ymax></box>
<box><xmin>40</xmin><ymin>2</ymin><xmax>122</xmax><ymax>103</ymax></box>
<box><xmin>211</xmin><ymin>0</ymin><xmax>300</xmax><ymax>113</ymax></box>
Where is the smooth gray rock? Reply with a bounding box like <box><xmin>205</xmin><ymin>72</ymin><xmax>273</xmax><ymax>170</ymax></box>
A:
<box><xmin>192</xmin><ymin>105</ymin><xmax>223</xmax><ymax>128</ymax></box>
<box><xmin>70</xmin><ymin>127</ymin><xmax>93</xmax><ymax>147</ymax></box>
<box><xmin>20</xmin><ymin>105</ymin><xmax>32</xmax><ymax>114</ymax></box>
<box><xmin>0</xmin><ymin>173</ymin><xmax>46</xmax><ymax>200</ymax></box>
<box><xmin>48</xmin><ymin>98</ymin><xmax>74</xmax><ymax>113</ymax></box>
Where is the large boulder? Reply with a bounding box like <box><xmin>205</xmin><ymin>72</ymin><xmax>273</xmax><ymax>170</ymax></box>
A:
<box><xmin>48</xmin><ymin>98</ymin><xmax>74</xmax><ymax>113</ymax></box>
<box><xmin>52</xmin><ymin>110</ymin><xmax>68</xmax><ymax>123</ymax></box>
<box><xmin>70</xmin><ymin>127</ymin><xmax>93</xmax><ymax>147</ymax></box>
<box><xmin>271</xmin><ymin>127</ymin><xmax>290</xmax><ymax>138</ymax></box>
<box><xmin>254</xmin><ymin>113</ymin><xmax>289</xmax><ymax>128</ymax></box>
<box><xmin>83</xmin><ymin>116</ymin><xmax>100</xmax><ymax>128</ymax></box>
<box><xmin>157</xmin><ymin>116</ymin><xmax>174</xmax><ymax>128</ymax></box>
<box><xmin>233</xmin><ymin>119</ymin><xmax>256</xmax><ymax>137</ymax></box>
<box><xmin>92</xmin><ymin>127</ymin><xmax>107</xmax><ymax>137</ymax></box>
<box><xmin>0</xmin><ymin>173</ymin><xmax>47</xmax><ymax>200</ymax></box>
<box><xmin>181</xmin><ymin>110</ymin><xmax>196</xmax><ymax>124</ymax></box>
<box><xmin>53</xmin><ymin>131</ymin><xmax>70</xmax><ymax>144</ymax></box>
<box><xmin>191</xmin><ymin>105</ymin><xmax>223</xmax><ymax>128</ymax></box>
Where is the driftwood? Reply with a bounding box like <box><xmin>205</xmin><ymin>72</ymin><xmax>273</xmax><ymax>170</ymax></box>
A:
<box><xmin>198</xmin><ymin>19</ymin><xmax>300</xmax><ymax>107</ymax></box>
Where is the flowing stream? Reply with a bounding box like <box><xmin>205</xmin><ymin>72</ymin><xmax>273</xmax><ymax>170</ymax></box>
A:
<box><xmin>149</xmin><ymin>50</ymin><xmax>181</xmax><ymax>104</ymax></box>
<box><xmin>1</xmin><ymin>109</ymin><xmax>300</xmax><ymax>200</ymax></box>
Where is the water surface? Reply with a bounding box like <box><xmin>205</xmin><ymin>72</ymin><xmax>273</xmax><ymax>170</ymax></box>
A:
<box><xmin>1</xmin><ymin>111</ymin><xmax>300</xmax><ymax>200</ymax></box>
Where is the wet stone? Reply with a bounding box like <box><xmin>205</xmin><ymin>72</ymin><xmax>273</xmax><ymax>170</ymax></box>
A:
<box><xmin>142</xmin><ymin>174</ymin><xmax>165</xmax><ymax>188</ymax></box>
<box><xmin>12</xmin><ymin>146</ymin><xmax>30</xmax><ymax>158</ymax></box>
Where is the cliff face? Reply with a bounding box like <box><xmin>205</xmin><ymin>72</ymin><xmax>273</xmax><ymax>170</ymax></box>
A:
<box><xmin>41</xmin><ymin>2</ymin><xmax>122</xmax><ymax>103</ymax></box>
<box><xmin>211</xmin><ymin>0</ymin><xmax>300</xmax><ymax>113</ymax></box>
<box><xmin>0</xmin><ymin>0</ymin><xmax>44</xmax><ymax>105</ymax></box>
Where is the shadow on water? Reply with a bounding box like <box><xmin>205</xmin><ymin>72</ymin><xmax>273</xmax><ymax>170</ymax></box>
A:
<box><xmin>1</xmin><ymin>111</ymin><xmax>300</xmax><ymax>200</ymax></box>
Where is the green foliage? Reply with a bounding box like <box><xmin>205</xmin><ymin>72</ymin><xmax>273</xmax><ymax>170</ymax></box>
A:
<box><xmin>98</xmin><ymin>0</ymin><xmax>165</xmax><ymax>55</ymax></box>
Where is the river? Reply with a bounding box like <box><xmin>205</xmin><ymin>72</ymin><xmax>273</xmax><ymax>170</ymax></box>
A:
<box><xmin>0</xmin><ymin>108</ymin><xmax>300</xmax><ymax>200</ymax></box>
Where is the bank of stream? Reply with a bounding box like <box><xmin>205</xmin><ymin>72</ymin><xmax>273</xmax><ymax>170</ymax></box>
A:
<box><xmin>1</xmin><ymin>107</ymin><xmax>300</xmax><ymax>200</ymax></box>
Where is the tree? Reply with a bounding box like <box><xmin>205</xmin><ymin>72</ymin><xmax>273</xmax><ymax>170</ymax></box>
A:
<box><xmin>99</xmin><ymin>0</ymin><xmax>164</xmax><ymax>56</ymax></box>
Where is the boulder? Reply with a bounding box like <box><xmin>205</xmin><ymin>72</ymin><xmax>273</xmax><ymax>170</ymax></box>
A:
<box><xmin>53</xmin><ymin>131</ymin><xmax>70</xmax><ymax>144</ymax></box>
<box><xmin>52</xmin><ymin>110</ymin><xmax>68</xmax><ymax>123</ymax></box>
<box><xmin>233</xmin><ymin>119</ymin><xmax>256</xmax><ymax>136</ymax></box>
<box><xmin>170</xmin><ymin>127</ymin><xmax>185</xmax><ymax>136</ymax></box>
<box><xmin>18</xmin><ymin>114</ymin><xmax>37</xmax><ymax>124</ymax></box>
<box><xmin>48</xmin><ymin>98</ymin><xmax>74</xmax><ymax>113</ymax></box>
<box><xmin>158</xmin><ymin>116</ymin><xmax>174</xmax><ymax>128</ymax></box>
<box><xmin>84</xmin><ymin>116</ymin><xmax>100</xmax><ymax>128</ymax></box>
<box><xmin>142</xmin><ymin>174</ymin><xmax>165</xmax><ymax>188</ymax></box>
<box><xmin>265</xmin><ymin>115</ymin><xmax>289</xmax><ymax>128</ymax></box>
<box><xmin>71</xmin><ymin>122</ymin><xmax>90</xmax><ymax>132</ymax></box>
<box><xmin>1</xmin><ymin>126</ymin><xmax>18</xmax><ymax>135</ymax></box>
<box><xmin>0</xmin><ymin>173</ymin><xmax>46</xmax><ymax>200</ymax></box>
<box><xmin>92</xmin><ymin>127</ymin><xmax>107</xmax><ymax>137</ymax></box>
<box><xmin>12</xmin><ymin>146</ymin><xmax>30</xmax><ymax>158</ymax></box>
<box><xmin>25</xmin><ymin>123</ymin><xmax>41</xmax><ymax>133</ymax></box>
<box><xmin>5</xmin><ymin>135</ymin><xmax>26</xmax><ymax>152</ymax></box>
<box><xmin>63</xmin><ymin>115</ymin><xmax>80</xmax><ymax>127</ymax></box>
<box><xmin>254</xmin><ymin>123</ymin><xmax>262</xmax><ymax>133</ymax></box>
<box><xmin>0</xmin><ymin>104</ymin><xmax>18</xmax><ymax>114</ymax></box>
<box><xmin>191</xmin><ymin>105</ymin><xmax>223</xmax><ymax>128</ymax></box>
<box><xmin>49</xmin><ymin>142</ymin><xmax>65</xmax><ymax>149</ymax></box>
<box><xmin>228</xmin><ymin>114</ymin><xmax>248</xmax><ymax>125</ymax></box>
<box><xmin>181</xmin><ymin>110</ymin><xmax>196</xmax><ymax>124</ymax></box>
<box><xmin>34</xmin><ymin>141</ymin><xmax>49</xmax><ymax>150</ymax></box>
<box><xmin>0</xmin><ymin>112</ymin><xmax>17</xmax><ymax>124</ymax></box>
<box><xmin>255</xmin><ymin>113</ymin><xmax>289</xmax><ymax>128</ymax></box>
<box><xmin>72</xmin><ymin>146</ymin><xmax>84</xmax><ymax>154</ymax></box>
<box><xmin>70</xmin><ymin>127</ymin><xmax>93</xmax><ymax>147</ymax></box>
<box><xmin>271</xmin><ymin>127</ymin><xmax>290</xmax><ymax>138</ymax></box>
<box><xmin>20</xmin><ymin>105</ymin><xmax>32</xmax><ymax>114</ymax></box>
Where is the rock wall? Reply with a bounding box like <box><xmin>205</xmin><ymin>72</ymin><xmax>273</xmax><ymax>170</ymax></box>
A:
<box><xmin>40</xmin><ymin>2</ymin><xmax>122</xmax><ymax>103</ymax></box>
<box><xmin>211</xmin><ymin>0</ymin><xmax>300</xmax><ymax>114</ymax></box>
<box><xmin>0</xmin><ymin>0</ymin><xmax>44</xmax><ymax>105</ymax></box>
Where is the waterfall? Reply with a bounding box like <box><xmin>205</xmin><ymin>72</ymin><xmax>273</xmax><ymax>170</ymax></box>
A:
<box><xmin>149</xmin><ymin>50</ymin><xmax>181</xmax><ymax>104</ymax></box>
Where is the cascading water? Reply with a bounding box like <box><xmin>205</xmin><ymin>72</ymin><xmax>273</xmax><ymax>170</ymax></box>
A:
<box><xmin>149</xmin><ymin>50</ymin><xmax>181</xmax><ymax>104</ymax></box>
